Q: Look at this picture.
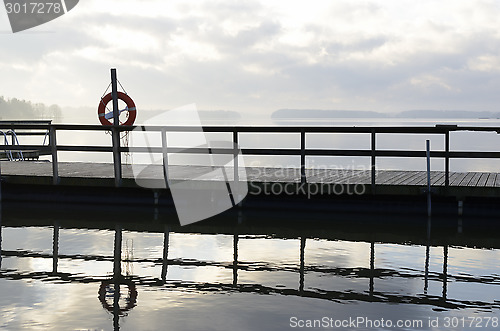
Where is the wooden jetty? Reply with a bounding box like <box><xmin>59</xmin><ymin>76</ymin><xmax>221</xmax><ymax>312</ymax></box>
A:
<box><xmin>2</xmin><ymin>123</ymin><xmax>500</xmax><ymax>219</ymax></box>
<box><xmin>1</xmin><ymin>162</ymin><xmax>500</xmax><ymax>197</ymax></box>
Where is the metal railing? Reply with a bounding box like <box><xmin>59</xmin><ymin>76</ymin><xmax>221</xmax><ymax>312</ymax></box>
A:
<box><xmin>1</xmin><ymin>123</ymin><xmax>500</xmax><ymax>189</ymax></box>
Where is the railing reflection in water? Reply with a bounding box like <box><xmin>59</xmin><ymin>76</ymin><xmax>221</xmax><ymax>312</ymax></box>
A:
<box><xmin>0</xmin><ymin>213</ymin><xmax>499</xmax><ymax>330</ymax></box>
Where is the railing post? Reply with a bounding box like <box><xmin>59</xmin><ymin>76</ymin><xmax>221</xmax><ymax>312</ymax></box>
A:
<box><xmin>300</xmin><ymin>129</ymin><xmax>306</xmax><ymax>184</ymax></box>
<box><xmin>111</xmin><ymin>68</ymin><xmax>122</xmax><ymax>187</ymax></box>
<box><xmin>10</xmin><ymin>128</ymin><xmax>15</xmax><ymax>147</ymax></box>
<box><xmin>371</xmin><ymin>129</ymin><xmax>376</xmax><ymax>191</ymax></box>
<box><xmin>49</xmin><ymin>126</ymin><xmax>59</xmax><ymax>185</ymax></box>
<box><xmin>233</xmin><ymin>130</ymin><xmax>239</xmax><ymax>182</ymax></box>
<box><xmin>161</xmin><ymin>128</ymin><xmax>169</xmax><ymax>187</ymax></box>
<box><xmin>445</xmin><ymin>130</ymin><xmax>450</xmax><ymax>188</ymax></box>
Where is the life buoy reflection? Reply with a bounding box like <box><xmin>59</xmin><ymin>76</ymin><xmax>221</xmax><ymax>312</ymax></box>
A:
<box><xmin>98</xmin><ymin>278</ymin><xmax>138</xmax><ymax>316</ymax></box>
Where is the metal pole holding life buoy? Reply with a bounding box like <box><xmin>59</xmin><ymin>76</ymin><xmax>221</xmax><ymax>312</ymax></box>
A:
<box><xmin>111</xmin><ymin>68</ymin><xmax>122</xmax><ymax>187</ymax></box>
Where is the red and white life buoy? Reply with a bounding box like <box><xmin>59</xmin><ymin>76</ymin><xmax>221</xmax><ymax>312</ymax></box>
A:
<box><xmin>98</xmin><ymin>92</ymin><xmax>137</xmax><ymax>126</ymax></box>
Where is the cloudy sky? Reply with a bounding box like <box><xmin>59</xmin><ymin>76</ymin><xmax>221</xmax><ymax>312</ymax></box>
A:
<box><xmin>1</xmin><ymin>0</ymin><xmax>500</xmax><ymax>119</ymax></box>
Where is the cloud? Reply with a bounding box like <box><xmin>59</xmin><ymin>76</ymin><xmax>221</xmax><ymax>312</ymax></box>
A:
<box><xmin>1</xmin><ymin>0</ymin><xmax>500</xmax><ymax>117</ymax></box>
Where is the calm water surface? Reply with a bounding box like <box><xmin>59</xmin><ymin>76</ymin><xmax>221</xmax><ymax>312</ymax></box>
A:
<box><xmin>0</xmin><ymin>203</ymin><xmax>499</xmax><ymax>330</ymax></box>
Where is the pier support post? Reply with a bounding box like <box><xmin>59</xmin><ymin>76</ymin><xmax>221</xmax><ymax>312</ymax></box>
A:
<box><xmin>369</xmin><ymin>241</ymin><xmax>375</xmax><ymax>298</ymax></box>
<box><xmin>300</xmin><ymin>130</ymin><xmax>306</xmax><ymax>184</ymax></box>
<box><xmin>442</xmin><ymin>245</ymin><xmax>448</xmax><ymax>301</ymax></box>
<box><xmin>113</xmin><ymin>224</ymin><xmax>122</xmax><ymax>280</ymax></box>
<box><xmin>233</xmin><ymin>130</ymin><xmax>239</xmax><ymax>183</ymax></box>
<box><xmin>52</xmin><ymin>221</ymin><xmax>59</xmax><ymax>274</ymax></box>
<box><xmin>371</xmin><ymin>130</ymin><xmax>376</xmax><ymax>191</ymax></box>
<box><xmin>50</xmin><ymin>126</ymin><xmax>59</xmax><ymax>185</ymax></box>
<box><xmin>161</xmin><ymin>225</ymin><xmax>170</xmax><ymax>283</ymax></box>
<box><xmin>424</xmin><ymin>215</ymin><xmax>431</xmax><ymax>294</ymax></box>
<box><xmin>233</xmin><ymin>232</ymin><xmax>239</xmax><ymax>286</ymax></box>
<box><xmin>445</xmin><ymin>131</ymin><xmax>450</xmax><ymax>188</ymax></box>
<box><xmin>161</xmin><ymin>128</ymin><xmax>169</xmax><ymax>187</ymax></box>
<box><xmin>111</xmin><ymin>68</ymin><xmax>122</xmax><ymax>187</ymax></box>
<box><xmin>426</xmin><ymin>140</ymin><xmax>431</xmax><ymax>217</ymax></box>
<box><xmin>457</xmin><ymin>200</ymin><xmax>463</xmax><ymax>234</ymax></box>
<box><xmin>113</xmin><ymin>282</ymin><xmax>121</xmax><ymax>331</ymax></box>
<box><xmin>299</xmin><ymin>236</ymin><xmax>306</xmax><ymax>292</ymax></box>
<box><xmin>111</xmin><ymin>225</ymin><xmax>123</xmax><ymax>331</ymax></box>
<box><xmin>424</xmin><ymin>241</ymin><xmax>430</xmax><ymax>294</ymax></box>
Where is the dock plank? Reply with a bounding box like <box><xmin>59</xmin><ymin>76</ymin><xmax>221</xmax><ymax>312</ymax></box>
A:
<box><xmin>495</xmin><ymin>174</ymin><xmax>500</xmax><ymax>188</ymax></box>
<box><xmin>394</xmin><ymin>171</ymin><xmax>417</xmax><ymax>183</ymax></box>
<box><xmin>332</xmin><ymin>169</ymin><xmax>368</xmax><ymax>184</ymax></box>
<box><xmin>434</xmin><ymin>172</ymin><xmax>449</xmax><ymax>186</ymax></box>
<box><xmin>486</xmin><ymin>173</ymin><xmax>497</xmax><ymax>187</ymax></box>
<box><xmin>404</xmin><ymin>172</ymin><xmax>428</xmax><ymax>185</ymax></box>
<box><xmin>477</xmin><ymin>173</ymin><xmax>490</xmax><ymax>187</ymax></box>
<box><xmin>431</xmin><ymin>172</ymin><xmax>445</xmax><ymax>186</ymax></box>
<box><xmin>389</xmin><ymin>171</ymin><xmax>419</xmax><ymax>185</ymax></box>
<box><xmin>413</xmin><ymin>171</ymin><xmax>442</xmax><ymax>186</ymax></box>
<box><xmin>467</xmin><ymin>172</ymin><xmax>484</xmax><ymax>187</ymax></box>
<box><xmin>377</xmin><ymin>171</ymin><xmax>409</xmax><ymax>185</ymax></box>
<box><xmin>376</xmin><ymin>171</ymin><xmax>408</xmax><ymax>185</ymax></box>
<box><xmin>450</xmin><ymin>172</ymin><xmax>467</xmax><ymax>186</ymax></box>
<box><xmin>457</xmin><ymin>172</ymin><xmax>475</xmax><ymax>186</ymax></box>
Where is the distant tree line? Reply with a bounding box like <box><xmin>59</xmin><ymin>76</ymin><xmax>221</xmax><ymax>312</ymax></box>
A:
<box><xmin>0</xmin><ymin>96</ymin><xmax>62</xmax><ymax>121</ymax></box>
<box><xmin>272</xmin><ymin>109</ymin><xmax>500</xmax><ymax>119</ymax></box>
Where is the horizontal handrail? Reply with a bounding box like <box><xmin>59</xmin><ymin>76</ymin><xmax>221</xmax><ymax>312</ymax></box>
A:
<box><xmin>4</xmin><ymin>144</ymin><xmax>500</xmax><ymax>159</ymax></box>
<box><xmin>0</xmin><ymin>120</ymin><xmax>51</xmax><ymax>126</ymax></box>
<box><xmin>1</xmin><ymin>123</ymin><xmax>500</xmax><ymax>133</ymax></box>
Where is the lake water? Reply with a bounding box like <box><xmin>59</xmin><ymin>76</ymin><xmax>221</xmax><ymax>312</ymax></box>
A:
<box><xmin>0</xmin><ymin>202</ymin><xmax>499</xmax><ymax>330</ymax></box>
<box><xmin>3</xmin><ymin>117</ymin><xmax>500</xmax><ymax>330</ymax></box>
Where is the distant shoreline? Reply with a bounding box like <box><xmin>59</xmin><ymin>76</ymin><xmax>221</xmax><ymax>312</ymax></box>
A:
<box><xmin>271</xmin><ymin>109</ymin><xmax>500</xmax><ymax>120</ymax></box>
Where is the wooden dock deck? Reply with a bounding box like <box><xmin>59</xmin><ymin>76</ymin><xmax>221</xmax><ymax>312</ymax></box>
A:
<box><xmin>1</xmin><ymin>161</ymin><xmax>500</xmax><ymax>197</ymax></box>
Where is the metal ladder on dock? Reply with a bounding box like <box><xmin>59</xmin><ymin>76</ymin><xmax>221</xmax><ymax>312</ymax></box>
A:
<box><xmin>1</xmin><ymin>130</ymin><xmax>24</xmax><ymax>161</ymax></box>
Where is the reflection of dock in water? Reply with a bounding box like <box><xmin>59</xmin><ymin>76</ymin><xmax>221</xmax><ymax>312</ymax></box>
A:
<box><xmin>1</xmin><ymin>213</ymin><xmax>499</xmax><ymax>322</ymax></box>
